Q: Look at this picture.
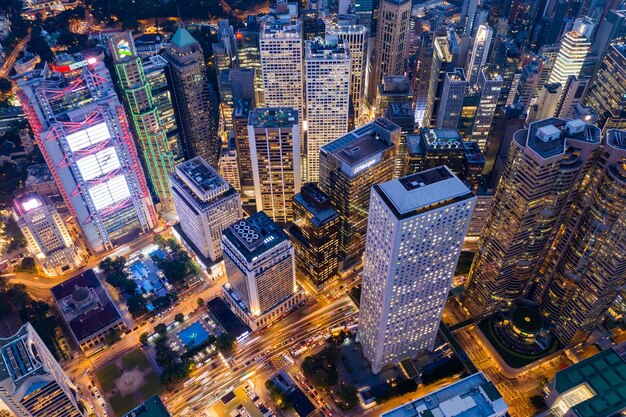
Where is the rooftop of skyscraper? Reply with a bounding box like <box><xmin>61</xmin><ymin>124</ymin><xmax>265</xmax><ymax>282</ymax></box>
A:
<box><xmin>305</xmin><ymin>38</ymin><xmax>349</xmax><ymax>59</ymax></box>
<box><xmin>464</xmin><ymin>142</ymin><xmax>485</xmax><ymax>165</ymax></box>
<box><xmin>233</xmin><ymin>98</ymin><xmax>252</xmax><ymax>119</ymax></box>
<box><xmin>0</xmin><ymin>323</ymin><xmax>47</xmax><ymax>387</ymax></box>
<box><xmin>519</xmin><ymin>118</ymin><xmax>601</xmax><ymax>159</ymax></box>
<box><xmin>175</xmin><ymin>157</ymin><xmax>229</xmax><ymax>193</ymax></box>
<box><xmin>261</xmin><ymin>20</ymin><xmax>301</xmax><ymax>38</ymax></box>
<box><xmin>326</xmin><ymin>23</ymin><xmax>368</xmax><ymax>35</ymax></box>
<box><xmin>381</xmin><ymin>372</ymin><xmax>507</xmax><ymax>417</ymax></box>
<box><xmin>321</xmin><ymin>118</ymin><xmax>398</xmax><ymax>176</ymax></box>
<box><xmin>248</xmin><ymin>107</ymin><xmax>298</xmax><ymax>128</ymax></box>
<box><xmin>447</xmin><ymin>68</ymin><xmax>466</xmax><ymax>82</ymax></box>
<box><xmin>410</xmin><ymin>129</ymin><xmax>466</xmax><ymax>153</ymax></box>
<box><xmin>294</xmin><ymin>183</ymin><xmax>338</xmax><ymax>227</ymax></box>
<box><xmin>223</xmin><ymin>211</ymin><xmax>289</xmax><ymax>262</ymax></box>
<box><xmin>607</xmin><ymin>129</ymin><xmax>626</xmax><ymax>150</ymax></box>
<box><xmin>375</xmin><ymin>166</ymin><xmax>474</xmax><ymax>219</ymax></box>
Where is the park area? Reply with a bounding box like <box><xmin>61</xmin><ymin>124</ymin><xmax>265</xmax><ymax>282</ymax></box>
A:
<box><xmin>95</xmin><ymin>349</ymin><xmax>162</xmax><ymax>416</ymax></box>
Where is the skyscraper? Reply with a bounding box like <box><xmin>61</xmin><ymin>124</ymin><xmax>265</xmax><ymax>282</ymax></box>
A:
<box><xmin>327</xmin><ymin>23</ymin><xmax>368</xmax><ymax>122</ymax></box>
<box><xmin>13</xmin><ymin>191</ymin><xmax>81</xmax><ymax>276</ymax></box>
<box><xmin>463</xmin><ymin>118</ymin><xmax>601</xmax><ymax>319</ymax></box>
<box><xmin>319</xmin><ymin>118</ymin><xmax>398</xmax><ymax>269</ymax></box>
<box><xmin>109</xmin><ymin>32</ymin><xmax>178</xmax><ymax>212</ymax></box>
<box><xmin>584</xmin><ymin>43</ymin><xmax>626</xmax><ymax>131</ymax></box>
<box><xmin>471</xmin><ymin>67</ymin><xmax>503</xmax><ymax>150</ymax></box>
<box><xmin>554</xmin><ymin>76</ymin><xmax>589</xmax><ymax>119</ymax></box>
<box><xmin>217</xmin><ymin>68</ymin><xmax>256</xmax><ymax>133</ymax></box>
<box><xmin>236</xmin><ymin>18</ymin><xmax>264</xmax><ymax>106</ymax></box>
<box><xmin>288</xmin><ymin>183</ymin><xmax>340</xmax><ymax>291</ymax></box>
<box><xmin>357</xmin><ymin>167</ymin><xmax>475</xmax><ymax>373</ymax></box>
<box><xmin>368</xmin><ymin>0</ymin><xmax>411</xmax><ymax>101</ymax></box>
<box><xmin>248</xmin><ymin>108</ymin><xmax>301</xmax><ymax>223</ymax></box>
<box><xmin>222</xmin><ymin>212</ymin><xmax>305</xmax><ymax>330</ymax></box>
<box><xmin>18</xmin><ymin>52</ymin><xmax>156</xmax><ymax>253</ymax></box>
<box><xmin>259</xmin><ymin>21</ymin><xmax>304</xmax><ymax>121</ymax></box>
<box><xmin>305</xmin><ymin>38</ymin><xmax>351</xmax><ymax>183</ymax></box>
<box><xmin>353</xmin><ymin>0</ymin><xmax>374</xmax><ymax>33</ymax></box>
<box><xmin>0</xmin><ymin>323</ymin><xmax>85</xmax><ymax>417</ymax></box>
<box><xmin>170</xmin><ymin>157</ymin><xmax>242</xmax><ymax>263</ymax></box>
<box><xmin>232</xmin><ymin>98</ymin><xmax>255</xmax><ymax>206</ymax></box>
<box><xmin>547</xmin><ymin>18</ymin><xmax>593</xmax><ymax>86</ymax></box>
<box><xmin>466</xmin><ymin>25</ymin><xmax>493</xmax><ymax>86</ymax></box>
<box><xmin>536</xmin><ymin>129</ymin><xmax>626</xmax><ymax>346</ymax></box>
<box><xmin>163</xmin><ymin>27</ymin><xmax>219</xmax><ymax>165</ymax></box>
<box><xmin>436</xmin><ymin>68</ymin><xmax>467</xmax><ymax>129</ymax></box>
<box><xmin>421</xmin><ymin>33</ymin><xmax>457</xmax><ymax>127</ymax></box>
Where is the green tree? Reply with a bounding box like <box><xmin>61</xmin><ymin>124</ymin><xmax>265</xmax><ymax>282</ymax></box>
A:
<box><xmin>215</xmin><ymin>332</ymin><xmax>236</xmax><ymax>353</ymax></box>
<box><xmin>196</xmin><ymin>297</ymin><xmax>204</xmax><ymax>307</ymax></box>
<box><xmin>16</xmin><ymin>256</ymin><xmax>37</xmax><ymax>273</ymax></box>
<box><xmin>530</xmin><ymin>395</ymin><xmax>546</xmax><ymax>410</ymax></box>
<box><xmin>336</xmin><ymin>382</ymin><xmax>358</xmax><ymax>410</ymax></box>
<box><xmin>175</xmin><ymin>313</ymin><xmax>185</xmax><ymax>323</ymax></box>
<box><xmin>265</xmin><ymin>380</ymin><xmax>292</xmax><ymax>410</ymax></box>
<box><xmin>139</xmin><ymin>332</ymin><xmax>149</xmax><ymax>346</ymax></box>
<box><xmin>104</xmin><ymin>327</ymin><xmax>121</xmax><ymax>345</ymax></box>
<box><xmin>155</xmin><ymin>323</ymin><xmax>167</xmax><ymax>336</ymax></box>
<box><xmin>0</xmin><ymin>77</ymin><xmax>11</xmax><ymax>101</ymax></box>
<box><xmin>153</xmin><ymin>234</ymin><xmax>166</xmax><ymax>248</ymax></box>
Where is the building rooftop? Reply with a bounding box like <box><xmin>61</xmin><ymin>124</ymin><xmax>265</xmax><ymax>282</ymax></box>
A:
<box><xmin>521</xmin><ymin>118</ymin><xmax>601</xmax><ymax>159</ymax></box>
<box><xmin>233</xmin><ymin>98</ymin><xmax>252</xmax><ymax>119</ymax></box>
<box><xmin>13</xmin><ymin>191</ymin><xmax>45</xmax><ymax>216</ymax></box>
<box><xmin>248</xmin><ymin>108</ymin><xmax>298</xmax><ymax>128</ymax></box>
<box><xmin>607</xmin><ymin>129</ymin><xmax>626</xmax><ymax>150</ymax></box>
<box><xmin>376</xmin><ymin>166</ymin><xmax>474</xmax><ymax>219</ymax></box>
<box><xmin>321</xmin><ymin>117</ymin><xmax>398</xmax><ymax>177</ymax></box>
<box><xmin>412</xmin><ymin>129</ymin><xmax>466</xmax><ymax>154</ymax></box>
<box><xmin>464</xmin><ymin>142</ymin><xmax>485</xmax><ymax>165</ymax></box>
<box><xmin>552</xmin><ymin>345</ymin><xmax>626</xmax><ymax>417</ymax></box>
<box><xmin>123</xmin><ymin>395</ymin><xmax>170</xmax><ymax>417</ymax></box>
<box><xmin>388</xmin><ymin>101</ymin><xmax>415</xmax><ymax>120</ymax></box>
<box><xmin>294</xmin><ymin>183</ymin><xmax>338</xmax><ymax>227</ymax></box>
<box><xmin>51</xmin><ymin>269</ymin><xmax>123</xmax><ymax>342</ymax></box>
<box><xmin>0</xmin><ymin>324</ymin><xmax>46</xmax><ymax>388</ymax></box>
<box><xmin>305</xmin><ymin>38</ymin><xmax>349</xmax><ymax>59</ymax></box>
<box><xmin>381</xmin><ymin>372</ymin><xmax>507</xmax><ymax>417</ymax></box>
<box><xmin>261</xmin><ymin>20</ymin><xmax>301</xmax><ymax>38</ymax></box>
<box><xmin>171</xmin><ymin>27</ymin><xmax>198</xmax><ymax>49</ymax></box>
<box><xmin>223</xmin><ymin>211</ymin><xmax>290</xmax><ymax>262</ymax></box>
<box><xmin>175</xmin><ymin>157</ymin><xmax>228</xmax><ymax>193</ymax></box>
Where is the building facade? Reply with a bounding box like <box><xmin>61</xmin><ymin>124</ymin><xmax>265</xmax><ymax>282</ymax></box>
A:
<box><xmin>304</xmin><ymin>38</ymin><xmax>351</xmax><ymax>183</ymax></box>
<box><xmin>13</xmin><ymin>191</ymin><xmax>81</xmax><ymax>276</ymax></box>
<box><xmin>287</xmin><ymin>183</ymin><xmax>340</xmax><ymax>291</ymax></box>
<box><xmin>248</xmin><ymin>108</ymin><xmax>301</xmax><ymax>224</ymax></box>
<box><xmin>319</xmin><ymin>118</ymin><xmax>399</xmax><ymax>269</ymax></box>
<box><xmin>170</xmin><ymin>157</ymin><xmax>242</xmax><ymax>263</ymax></box>
<box><xmin>109</xmin><ymin>32</ymin><xmax>178</xmax><ymax>212</ymax></box>
<box><xmin>18</xmin><ymin>52</ymin><xmax>156</xmax><ymax>253</ymax></box>
<box><xmin>0</xmin><ymin>323</ymin><xmax>85</xmax><ymax>417</ymax></box>
<box><xmin>357</xmin><ymin>167</ymin><xmax>475</xmax><ymax>373</ymax></box>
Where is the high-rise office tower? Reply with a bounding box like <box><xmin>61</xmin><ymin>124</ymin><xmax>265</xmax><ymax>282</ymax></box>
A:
<box><xmin>461</xmin><ymin>0</ymin><xmax>478</xmax><ymax>35</ymax></box>
<box><xmin>18</xmin><ymin>52</ymin><xmax>156</xmax><ymax>253</ymax></box>
<box><xmin>404</xmin><ymin>129</ymin><xmax>484</xmax><ymax>192</ymax></box>
<box><xmin>222</xmin><ymin>211</ymin><xmax>303</xmax><ymax>330</ymax></box>
<box><xmin>436</xmin><ymin>68</ymin><xmax>467</xmax><ymax>130</ymax></box>
<box><xmin>584</xmin><ymin>43</ymin><xmax>626</xmax><ymax>131</ymax></box>
<box><xmin>248</xmin><ymin>108</ymin><xmax>302</xmax><ymax>223</ymax></box>
<box><xmin>305</xmin><ymin>38</ymin><xmax>351</xmax><ymax>183</ymax></box>
<box><xmin>547</xmin><ymin>18</ymin><xmax>594</xmax><ymax>86</ymax></box>
<box><xmin>232</xmin><ymin>98</ymin><xmax>255</xmax><ymax>206</ymax></box>
<box><xmin>463</xmin><ymin>119</ymin><xmax>601</xmax><ymax>319</ymax></box>
<box><xmin>413</xmin><ymin>33</ymin><xmax>434</xmax><ymax>126</ymax></box>
<box><xmin>466</xmin><ymin>25</ymin><xmax>493</xmax><ymax>86</ymax></box>
<box><xmin>357</xmin><ymin>167</ymin><xmax>475</xmax><ymax>373</ymax></box>
<box><xmin>142</xmin><ymin>55</ymin><xmax>184</xmax><ymax>169</ymax></box>
<box><xmin>0</xmin><ymin>323</ymin><xmax>85</xmax><ymax>417</ymax></box>
<box><xmin>319</xmin><ymin>118</ymin><xmax>398</xmax><ymax>269</ymax></box>
<box><xmin>518</xmin><ymin>61</ymin><xmax>541</xmax><ymax>107</ymax></box>
<box><xmin>536</xmin><ymin>129</ymin><xmax>626</xmax><ymax>346</ymax></box>
<box><xmin>527</xmin><ymin>83</ymin><xmax>563</xmax><ymax>123</ymax></box>
<box><xmin>471</xmin><ymin>67</ymin><xmax>503</xmax><ymax>150</ymax></box>
<box><xmin>288</xmin><ymin>183</ymin><xmax>340</xmax><ymax>291</ymax></box>
<box><xmin>236</xmin><ymin>18</ymin><xmax>264</xmax><ymax>106</ymax></box>
<box><xmin>260</xmin><ymin>21</ymin><xmax>304</xmax><ymax>122</ymax></box>
<box><xmin>385</xmin><ymin>101</ymin><xmax>415</xmax><ymax>178</ymax></box>
<box><xmin>218</xmin><ymin>137</ymin><xmax>241</xmax><ymax>192</ymax></box>
<box><xmin>217</xmin><ymin>68</ymin><xmax>256</xmax><ymax>133</ymax></box>
<box><xmin>302</xmin><ymin>9</ymin><xmax>326</xmax><ymax>40</ymax></box>
<box><xmin>494</xmin><ymin>36</ymin><xmax>521</xmax><ymax>109</ymax></box>
<box><xmin>368</xmin><ymin>0</ymin><xmax>411</xmax><ymax>101</ymax></box>
<box><xmin>555</xmin><ymin>76</ymin><xmax>589</xmax><ymax>119</ymax></box>
<box><xmin>353</xmin><ymin>0</ymin><xmax>374</xmax><ymax>33</ymax></box>
<box><xmin>213</xmin><ymin>19</ymin><xmax>238</xmax><ymax>79</ymax></box>
<box><xmin>421</xmin><ymin>33</ymin><xmax>458</xmax><ymax>127</ymax></box>
<box><xmin>163</xmin><ymin>27</ymin><xmax>219</xmax><ymax>165</ymax></box>
<box><xmin>327</xmin><ymin>23</ymin><xmax>368</xmax><ymax>122</ymax></box>
<box><xmin>109</xmin><ymin>32</ymin><xmax>178</xmax><ymax>212</ymax></box>
<box><xmin>13</xmin><ymin>191</ymin><xmax>81</xmax><ymax>276</ymax></box>
<box><xmin>170</xmin><ymin>157</ymin><xmax>242</xmax><ymax>262</ymax></box>
<box><xmin>376</xmin><ymin>75</ymin><xmax>413</xmax><ymax>118</ymax></box>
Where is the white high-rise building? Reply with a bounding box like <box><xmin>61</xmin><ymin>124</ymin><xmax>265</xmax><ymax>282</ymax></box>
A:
<box><xmin>0</xmin><ymin>323</ymin><xmax>85</xmax><ymax>417</ymax></box>
<box><xmin>248</xmin><ymin>108</ymin><xmax>301</xmax><ymax>223</ymax></box>
<box><xmin>547</xmin><ymin>17</ymin><xmax>594</xmax><ymax>86</ymax></box>
<box><xmin>357</xmin><ymin>166</ymin><xmax>475</xmax><ymax>373</ymax></box>
<box><xmin>170</xmin><ymin>157</ymin><xmax>242</xmax><ymax>262</ymax></box>
<box><xmin>465</xmin><ymin>25</ymin><xmax>493</xmax><ymax>86</ymax></box>
<box><xmin>260</xmin><ymin>21</ymin><xmax>304</xmax><ymax>120</ymax></box>
<box><xmin>13</xmin><ymin>191</ymin><xmax>82</xmax><ymax>276</ymax></box>
<box><xmin>305</xmin><ymin>37</ymin><xmax>351</xmax><ymax>183</ymax></box>
<box><xmin>326</xmin><ymin>23</ymin><xmax>368</xmax><ymax>122</ymax></box>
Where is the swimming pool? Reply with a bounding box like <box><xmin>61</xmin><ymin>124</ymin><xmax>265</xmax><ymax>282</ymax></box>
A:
<box><xmin>150</xmin><ymin>249</ymin><xmax>166</xmax><ymax>259</ymax></box>
<box><xmin>178</xmin><ymin>322</ymin><xmax>210</xmax><ymax>349</ymax></box>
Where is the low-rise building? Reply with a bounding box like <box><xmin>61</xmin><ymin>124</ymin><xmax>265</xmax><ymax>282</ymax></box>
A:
<box><xmin>51</xmin><ymin>269</ymin><xmax>127</xmax><ymax>352</ymax></box>
<box><xmin>122</xmin><ymin>395</ymin><xmax>170</xmax><ymax>417</ymax></box>
<box><xmin>381</xmin><ymin>372</ymin><xmax>508</xmax><ymax>417</ymax></box>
